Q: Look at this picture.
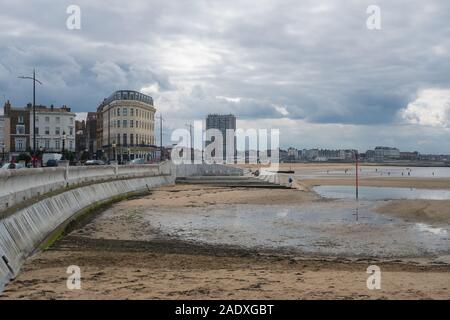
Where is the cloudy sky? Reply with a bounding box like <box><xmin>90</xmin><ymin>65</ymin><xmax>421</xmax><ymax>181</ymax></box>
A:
<box><xmin>1</xmin><ymin>0</ymin><xmax>450</xmax><ymax>153</ymax></box>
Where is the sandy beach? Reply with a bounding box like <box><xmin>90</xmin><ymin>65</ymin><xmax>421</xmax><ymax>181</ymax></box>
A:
<box><xmin>1</xmin><ymin>178</ymin><xmax>450</xmax><ymax>300</ymax></box>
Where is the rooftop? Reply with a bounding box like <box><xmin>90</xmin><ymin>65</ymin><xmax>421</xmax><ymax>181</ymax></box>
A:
<box><xmin>101</xmin><ymin>90</ymin><xmax>153</xmax><ymax>106</ymax></box>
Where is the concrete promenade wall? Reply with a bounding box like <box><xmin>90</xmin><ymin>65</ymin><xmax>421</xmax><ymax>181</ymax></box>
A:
<box><xmin>0</xmin><ymin>174</ymin><xmax>175</xmax><ymax>291</ymax></box>
<box><xmin>0</xmin><ymin>161</ymin><xmax>240</xmax><ymax>291</ymax></box>
<box><xmin>175</xmin><ymin>163</ymin><xmax>243</xmax><ymax>177</ymax></box>
<box><xmin>0</xmin><ymin>163</ymin><xmax>164</xmax><ymax>214</ymax></box>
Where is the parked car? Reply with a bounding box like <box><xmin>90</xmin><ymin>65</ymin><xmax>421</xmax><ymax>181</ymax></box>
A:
<box><xmin>1</xmin><ymin>163</ymin><xmax>25</xmax><ymax>170</ymax></box>
<box><xmin>84</xmin><ymin>160</ymin><xmax>105</xmax><ymax>166</ymax></box>
<box><xmin>46</xmin><ymin>159</ymin><xmax>59</xmax><ymax>167</ymax></box>
<box><xmin>42</xmin><ymin>153</ymin><xmax>62</xmax><ymax>166</ymax></box>
<box><xmin>130</xmin><ymin>158</ymin><xmax>146</xmax><ymax>165</ymax></box>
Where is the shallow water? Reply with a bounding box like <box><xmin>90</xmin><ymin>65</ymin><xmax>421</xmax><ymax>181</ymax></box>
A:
<box><xmin>313</xmin><ymin>185</ymin><xmax>450</xmax><ymax>201</ymax></box>
<box><xmin>142</xmin><ymin>202</ymin><xmax>450</xmax><ymax>258</ymax></box>
<box><xmin>295</xmin><ymin>166</ymin><xmax>450</xmax><ymax>179</ymax></box>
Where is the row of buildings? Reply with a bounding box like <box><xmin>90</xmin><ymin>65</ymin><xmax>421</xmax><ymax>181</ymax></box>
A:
<box><xmin>0</xmin><ymin>101</ymin><xmax>76</xmax><ymax>162</ymax></box>
<box><xmin>0</xmin><ymin>90</ymin><xmax>158</xmax><ymax>164</ymax></box>
<box><xmin>281</xmin><ymin>146</ymin><xmax>448</xmax><ymax>163</ymax></box>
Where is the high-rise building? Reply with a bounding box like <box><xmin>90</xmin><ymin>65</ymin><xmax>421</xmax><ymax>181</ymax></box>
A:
<box><xmin>97</xmin><ymin>90</ymin><xmax>156</xmax><ymax>162</ymax></box>
<box><xmin>30</xmin><ymin>105</ymin><xmax>76</xmax><ymax>153</ymax></box>
<box><xmin>205</xmin><ymin>114</ymin><xmax>236</xmax><ymax>162</ymax></box>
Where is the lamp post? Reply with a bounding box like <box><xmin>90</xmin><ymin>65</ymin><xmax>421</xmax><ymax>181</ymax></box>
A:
<box><xmin>18</xmin><ymin>69</ymin><xmax>42</xmax><ymax>167</ymax></box>
<box><xmin>61</xmin><ymin>131</ymin><xmax>67</xmax><ymax>160</ymax></box>
<box><xmin>156</xmin><ymin>113</ymin><xmax>164</xmax><ymax>162</ymax></box>
<box><xmin>112</xmin><ymin>143</ymin><xmax>117</xmax><ymax>162</ymax></box>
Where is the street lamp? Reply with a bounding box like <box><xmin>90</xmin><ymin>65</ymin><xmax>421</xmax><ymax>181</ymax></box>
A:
<box><xmin>112</xmin><ymin>143</ymin><xmax>117</xmax><ymax>162</ymax></box>
<box><xmin>18</xmin><ymin>69</ymin><xmax>42</xmax><ymax>167</ymax></box>
<box><xmin>61</xmin><ymin>131</ymin><xmax>67</xmax><ymax>160</ymax></box>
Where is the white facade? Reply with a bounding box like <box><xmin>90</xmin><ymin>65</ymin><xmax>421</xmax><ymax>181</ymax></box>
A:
<box><xmin>30</xmin><ymin>107</ymin><xmax>76</xmax><ymax>153</ymax></box>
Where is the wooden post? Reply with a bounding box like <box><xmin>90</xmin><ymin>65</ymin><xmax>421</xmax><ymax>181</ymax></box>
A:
<box><xmin>355</xmin><ymin>151</ymin><xmax>359</xmax><ymax>200</ymax></box>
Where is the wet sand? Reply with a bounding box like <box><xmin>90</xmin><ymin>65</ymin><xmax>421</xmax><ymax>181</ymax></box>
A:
<box><xmin>377</xmin><ymin>200</ymin><xmax>450</xmax><ymax>225</ymax></box>
<box><xmin>1</xmin><ymin>184</ymin><xmax>449</xmax><ymax>300</ymax></box>
<box><xmin>300</xmin><ymin>177</ymin><xmax>450</xmax><ymax>190</ymax></box>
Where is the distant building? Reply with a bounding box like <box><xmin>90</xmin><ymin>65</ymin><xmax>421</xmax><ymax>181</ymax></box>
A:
<box><xmin>30</xmin><ymin>105</ymin><xmax>76</xmax><ymax>153</ymax></box>
<box><xmin>0</xmin><ymin>114</ymin><xmax>10</xmax><ymax>162</ymax></box>
<box><xmin>374</xmin><ymin>146</ymin><xmax>400</xmax><ymax>162</ymax></box>
<box><xmin>86</xmin><ymin>112</ymin><xmax>97</xmax><ymax>157</ymax></box>
<box><xmin>205</xmin><ymin>114</ymin><xmax>236</xmax><ymax>162</ymax></box>
<box><xmin>97</xmin><ymin>90</ymin><xmax>156</xmax><ymax>162</ymax></box>
<box><xmin>75</xmin><ymin>119</ymin><xmax>87</xmax><ymax>157</ymax></box>
<box><xmin>287</xmin><ymin>147</ymin><xmax>298</xmax><ymax>161</ymax></box>
<box><xmin>400</xmin><ymin>151</ymin><xmax>420</xmax><ymax>161</ymax></box>
<box><xmin>3</xmin><ymin>101</ymin><xmax>31</xmax><ymax>160</ymax></box>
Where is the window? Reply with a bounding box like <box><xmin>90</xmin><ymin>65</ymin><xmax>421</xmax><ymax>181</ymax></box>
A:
<box><xmin>45</xmin><ymin>139</ymin><xmax>50</xmax><ymax>149</ymax></box>
<box><xmin>69</xmin><ymin>140</ymin><xmax>73</xmax><ymax>150</ymax></box>
<box><xmin>55</xmin><ymin>127</ymin><xmax>60</xmax><ymax>135</ymax></box>
<box><xmin>117</xmin><ymin>120</ymin><xmax>121</xmax><ymax>128</ymax></box>
<box><xmin>123</xmin><ymin>108</ymin><xmax>128</xmax><ymax>116</ymax></box>
<box><xmin>130</xmin><ymin>108</ymin><xmax>134</xmax><ymax>116</ymax></box>
<box><xmin>69</xmin><ymin>127</ymin><xmax>73</xmax><ymax>136</ymax></box>
<box><xmin>117</xmin><ymin>108</ymin><xmax>121</xmax><ymax>116</ymax></box>
<box><xmin>45</xmin><ymin>116</ymin><xmax>50</xmax><ymax>123</ymax></box>
<box><xmin>123</xmin><ymin>120</ymin><xmax>127</xmax><ymax>128</ymax></box>
<box><xmin>15</xmin><ymin>138</ymin><xmax>26</xmax><ymax>151</ymax></box>
<box><xmin>123</xmin><ymin>134</ymin><xmax>127</xmax><ymax>146</ymax></box>
<box><xmin>18</xmin><ymin>116</ymin><xmax>24</xmax><ymax>123</ymax></box>
<box><xmin>45</xmin><ymin>127</ymin><xmax>50</xmax><ymax>135</ymax></box>
<box><xmin>117</xmin><ymin>134</ymin><xmax>121</xmax><ymax>145</ymax></box>
<box><xmin>55</xmin><ymin>139</ymin><xmax>60</xmax><ymax>150</ymax></box>
<box><xmin>35</xmin><ymin>127</ymin><xmax>39</xmax><ymax>135</ymax></box>
<box><xmin>130</xmin><ymin>134</ymin><xmax>134</xmax><ymax>146</ymax></box>
<box><xmin>36</xmin><ymin>116</ymin><xmax>39</xmax><ymax>122</ymax></box>
<box><xmin>56</xmin><ymin>117</ymin><xmax>60</xmax><ymax>124</ymax></box>
<box><xmin>130</xmin><ymin>120</ymin><xmax>134</xmax><ymax>128</ymax></box>
<box><xmin>16</xmin><ymin>125</ymin><xmax>25</xmax><ymax>135</ymax></box>
<box><xmin>70</xmin><ymin>117</ymin><xmax>74</xmax><ymax>124</ymax></box>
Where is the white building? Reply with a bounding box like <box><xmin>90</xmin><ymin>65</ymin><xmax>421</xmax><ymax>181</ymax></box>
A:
<box><xmin>374</xmin><ymin>146</ymin><xmax>400</xmax><ymax>162</ymax></box>
<box><xmin>30</xmin><ymin>105</ymin><xmax>76</xmax><ymax>153</ymax></box>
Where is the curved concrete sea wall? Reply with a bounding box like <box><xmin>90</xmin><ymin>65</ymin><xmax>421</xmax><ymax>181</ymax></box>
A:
<box><xmin>0</xmin><ymin>163</ymin><xmax>164</xmax><ymax>213</ymax></box>
<box><xmin>0</xmin><ymin>161</ymin><xmax>240</xmax><ymax>291</ymax></box>
<box><xmin>0</xmin><ymin>174</ymin><xmax>174</xmax><ymax>291</ymax></box>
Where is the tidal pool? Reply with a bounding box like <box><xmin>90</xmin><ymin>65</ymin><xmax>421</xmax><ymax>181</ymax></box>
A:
<box><xmin>313</xmin><ymin>185</ymin><xmax>450</xmax><ymax>201</ymax></box>
<box><xmin>294</xmin><ymin>166</ymin><xmax>450</xmax><ymax>179</ymax></box>
<box><xmin>142</xmin><ymin>202</ymin><xmax>450</xmax><ymax>258</ymax></box>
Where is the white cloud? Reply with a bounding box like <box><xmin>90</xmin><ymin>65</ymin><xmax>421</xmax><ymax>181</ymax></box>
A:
<box><xmin>400</xmin><ymin>89</ymin><xmax>450</xmax><ymax>127</ymax></box>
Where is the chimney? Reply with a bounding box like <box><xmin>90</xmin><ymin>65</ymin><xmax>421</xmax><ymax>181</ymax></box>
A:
<box><xmin>51</xmin><ymin>104</ymin><xmax>54</xmax><ymax>111</ymax></box>
<box><xmin>26</xmin><ymin>103</ymin><xmax>32</xmax><ymax>109</ymax></box>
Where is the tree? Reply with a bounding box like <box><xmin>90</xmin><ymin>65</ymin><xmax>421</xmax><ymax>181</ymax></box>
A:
<box><xmin>17</xmin><ymin>153</ymin><xmax>31</xmax><ymax>163</ymax></box>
